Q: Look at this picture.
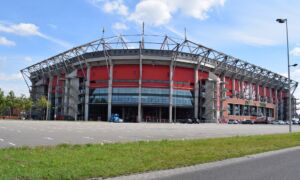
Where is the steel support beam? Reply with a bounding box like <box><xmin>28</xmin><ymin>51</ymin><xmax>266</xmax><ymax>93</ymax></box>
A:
<box><xmin>107</xmin><ymin>64</ymin><xmax>113</xmax><ymax>121</ymax></box>
<box><xmin>137</xmin><ymin>42</ymin><xmax>143</xmax><ymax>123</ymax></box>
<box><xmin>84</xmin><ymin>66</ymin><xmax>90</xmax><ymax>121</ymax></box>
<box><xmin>194</xmin><ymin>67</ymin><xmax>199</xmax><ymax>119</ymax></box>
<box><xmin>46</xmin><ymin>76</ymin><xmax>53</xmax><ymax>120</ymax></box>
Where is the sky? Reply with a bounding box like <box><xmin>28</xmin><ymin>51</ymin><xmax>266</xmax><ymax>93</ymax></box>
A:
<box><xmin>1</xmin><ymin>0</ymin><xmax>300</xmax><ymax>98</ymax></box>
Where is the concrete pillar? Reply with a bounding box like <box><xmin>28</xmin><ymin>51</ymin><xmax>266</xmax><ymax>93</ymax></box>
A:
<box><xmin>107</xmin><ymin>64</ymin><xmax>113</xmax><ymax>121</ymax></box>
<box><xmin>249</xmin><ymin>83</ymin><xmax>252</xmax><ymax>100</ymax></box>
<box><xmin>84</xmin><ymin>67</ymin><xmax>91</xmax><ymax>121</ymax></box>
<box><xmin>137</xmin><ymin>46</ymin><xmax>143</xmax><ymax>122</ymax></box>
<box><xmin>169</xmin><ymin>62</ymin><xmax>174</xmax><ymax>123</ymax></box>
<box><xmin>54</xmin><ymin>74</ymin><xmax>60</xmax><ymax>120</ymax></box>
<box><xmin>64</xmin><ymin>78</ymin><xmax>70</xmax><ymax>116</ymax></box>
<box><xmin>194</xmin><ymin>68</ymin><xmax>199</xmax><ymax>119</ymax></box>
<box><xmin>159</xmin><ymin>107</ymin><xmax>162</xmax><ymax>123</ymax></box>
<box><xmin>46</xmin><ymin>76</ymin><xmax>53</xmax><ymax>120</ymax></box>
<box><xmin>279</xmin><ymin>91</ymin><xmax>283</xmax><ymax>120</ymax></box>
<box><xmin>220</xmin><ymin>76</ymin><xmax>225</xmax><ymax>119</ymax></box>
<box><xmin>239</xmin><ymin>80</ymin><xmax>243</xmax><ymax>98</ymax></box>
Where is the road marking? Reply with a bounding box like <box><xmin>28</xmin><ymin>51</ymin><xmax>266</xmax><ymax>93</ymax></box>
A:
<box><xmin>44</xmin><ymin>137</ymin><xmax>54</xmax><ymax>140</ymax></box>
<box><xmin>0</xmin><ymin>138</ymin><xmax>4</xmax><ymax>142</ymax></box>
<box><xmin>17</xmin><ymin>130</ymin><xmax>21</xmax><ymax>133</ymax></box>
<box><xmin>8</xmin><ymin>142</ymin><xmax>16</xmax><ymax>146</ymax></box>
<box><xmin>0</xmin><ymin>126</ymin><xmax>6</xmax><ymax>129</ymax></box>
<box><xmin>83</xmin><ymin>136</ymin><xmax>94</xmax><ymax>140</ymax></box>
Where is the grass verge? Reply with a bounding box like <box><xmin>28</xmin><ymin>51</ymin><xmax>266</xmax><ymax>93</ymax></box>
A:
<box><xmin>1</xmin><ymin>133</ymin><xmax>300</xmax><ymax>179</ymax></box>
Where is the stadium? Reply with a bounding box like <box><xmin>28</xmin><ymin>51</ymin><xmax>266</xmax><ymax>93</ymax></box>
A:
<box><xmin>20</xmin><ymin>34</ymin><xmax>298</xmax><ymax>123</ymax></box>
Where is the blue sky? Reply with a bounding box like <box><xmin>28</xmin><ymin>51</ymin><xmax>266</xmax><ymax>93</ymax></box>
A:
<box><xmin>1</xmin><ymin>0</ymin><xmax>300</xmax><ymax>97</ymax></box>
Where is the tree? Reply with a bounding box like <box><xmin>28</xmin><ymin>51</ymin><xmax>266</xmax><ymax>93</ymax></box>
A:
<box><xmin>0</xmin><ymin>88</ymin><xmax>6</xmax><ymax>115</ymax></box>
<box><xmin>6</xmin><ymin>91</ymin><xmax>17</xmax><ymax>116</ymax></box>
<box><xmin>36</xmin><ymin>96</ymin><xmax>50</xmax><ymax>120</ymax></box>
<box><xmin>16</xmin><ymin>94</ymin><xmax>33</xmax><ymax>119</ymax></box>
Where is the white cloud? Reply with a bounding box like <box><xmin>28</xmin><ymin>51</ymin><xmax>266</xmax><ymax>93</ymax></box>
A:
<box><xmin>88</xmin><ymin>0</ymin><xmax>128</xmax><ymax>16</ymax></box>
<box><xmin>38</xmin><ymin>33</ymin><xmax>72</xmax><ymax>49</ymax></box>
<box><xmin>91</xmin><ymin>0</ymin><xmax>225</xmax><ymax>26</ymax></box>
<box><xmin>129</xmin><ymin>0</ymin><xmax>171</xmax><ymax>26</ymax></box>
<box><xmin>291</xmin><ymin>47</ymin><xmax>300</xmax><ymax>56</ymax></box>
<box><xmin>0</xmin><ymin>36</ymin><xmax>15</xmax><ymax>46</ymax></box>
<box><xmin>129</xmin><ymin>0</ymin><xmax>225</xmax><ymax>26</ymax></box>
<box><xmin>0</xmin><ymin>72</ymin><xmax>22</xmax><ymax>81</ymax></box>
<box><xmin>103</xmin><ymin>0</ymin><xmax>128</xmax><ymax>16</ymax></box>
<box><xmin>0</xmin><ymin>23</ymin><xmax>41</xmax><ymax>36</ymax></box>
<box><xmin>0</xmin><ymin>22</ymin><xmax>72</xmax><ymax>48</ymax></box>
<box><xmin>112</xmin><ymin>22</ymin><xmax>128</xmax><ymax>31</ymax></box>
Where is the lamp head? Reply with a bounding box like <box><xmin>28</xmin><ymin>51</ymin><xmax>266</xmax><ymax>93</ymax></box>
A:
<box><xmin>276</xmin><ymin>19</ymin><xmax>286</xmax><ymax>23</ymax></box>
<box><xmin>291</xmin><ymin>63</ymin><xmax>298</xmax><ymax>67</ymax></box>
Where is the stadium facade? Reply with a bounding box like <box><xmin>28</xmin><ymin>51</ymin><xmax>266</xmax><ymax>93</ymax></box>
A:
<box><xmin>21</xmin><ymin>34</ymin><xmax>298</xmax><ymax>123</ymax></box>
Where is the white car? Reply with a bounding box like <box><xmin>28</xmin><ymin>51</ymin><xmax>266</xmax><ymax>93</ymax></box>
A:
<box><xmin>272</xmin><ymin>120</ymin><xmax>279</xmax><ymax>125</ymax></box>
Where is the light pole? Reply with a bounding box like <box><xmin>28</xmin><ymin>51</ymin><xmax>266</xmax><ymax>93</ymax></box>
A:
<box><xmin>276</xmin><ymin>18</ymin><xmax>297</xmax><ymax>132</ymax></box>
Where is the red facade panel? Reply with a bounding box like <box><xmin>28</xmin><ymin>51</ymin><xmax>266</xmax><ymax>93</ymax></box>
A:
<box><xmin>225</xmin><ymin>77</ymin><xmax>233</xmax><ymax>97</ymax></box>
<box><xmin>113</xmin><ymin>65</ymin><xmax>139</xmax><ymax>80</ymax></box>
<box><xmin>142</xmin><ymin>65</ymin><xmax>169</xmax><ymax>88</ymax></box>
<box><xmin>113</xmin><ymin>65</ymin><xmax>139</xmax><ymax>87</ymax></box>
<box><xmin>51</xmin><ymin>75</ymin><xmax>65</xmax><ymax>93</ymax></box>
<box><xmin>198</xmin><ymin>71</ymin><xmax>208</xmax><ymax>80</ymax></box>
<box><xmin>266</xmin><ymin>87</ymin><xmax>270</xmax><ymax>97</ymax></box>
<box><xmin>77</xmin><ymin>68</ymin><xmax>86</xmax><ymax>78</ymax></box>
<box><xmin>90</xmin><ymin>66</ymin><xmax>109</xmax><ymax>88</ymax></box>
<box><xmin>174</xmin><ymin>67</ymin><xmax>194</xmax><ymax>89</ymax></box>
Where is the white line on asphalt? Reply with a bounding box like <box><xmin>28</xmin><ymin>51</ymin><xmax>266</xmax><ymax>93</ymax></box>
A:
<box><xmin>44</xmin><ymin>137</ymin><xmax>54</xmax><ymax>140</ymax></box>
<box><xmin>0</xmin><ymin>138</ymin><xmax>4</xmax><ymax>142</ymax></box>
<box><xmin>83</xmin><ymin>136</ymin><xmax>94</xmax><ymax>140</ymax></box>
<box><xmin>0</xmin><ymin>126</ymin><xmax>6</xmax><ymax>129</ymax></box>
<box><xmin>8</xmin><ymin>142</ymin><xmax>16</xmax><ymax>146</ymax></box>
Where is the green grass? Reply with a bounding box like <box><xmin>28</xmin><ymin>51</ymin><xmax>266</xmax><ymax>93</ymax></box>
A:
<box><xmin>1</xmin><ymin>133</ymin><xmax>300</xmax><ymax>180</ymax></box>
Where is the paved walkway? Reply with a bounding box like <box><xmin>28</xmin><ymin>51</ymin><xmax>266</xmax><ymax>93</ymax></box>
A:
<box><xmin>0</xmin><ymin>120</ymin><xmax>300</xmax><ymax>148</ymax></box>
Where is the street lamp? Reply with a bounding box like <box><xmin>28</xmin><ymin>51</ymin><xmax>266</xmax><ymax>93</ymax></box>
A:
<box><xmin>276</xmin><ymin>18</ymin><xmax>293</xmax><ymax>132</ymax></box>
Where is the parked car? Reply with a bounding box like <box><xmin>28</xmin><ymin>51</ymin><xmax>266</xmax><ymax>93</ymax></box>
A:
<box><xmin>272</xmin><ymin>120</ymin><xmax>279</xmax><ymax>125</ymax></box>
<box><xmin>228</xmin><ymin>119</ymin><xmax>239</xmax><ymax>124</ymax></box>
<box><xmin>278</xmin><ymin>120</ymin><xmax>286</xmax><ymax>125</ymax></box>
<box><xmin>292</xmin><ymin>119</ymin><xmax>299</xmax><ymax>124</ymax></box>
<box><xmin>241</xmin><ymin>120</ymin><xmax>254</xmax><ymax>124</ymax></box>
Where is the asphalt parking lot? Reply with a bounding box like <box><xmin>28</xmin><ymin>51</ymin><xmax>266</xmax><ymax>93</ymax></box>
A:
<box><xmin>1</xmin><ymin>120</ymin><xmax>300</xmax><ymax>148</ymax></box>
